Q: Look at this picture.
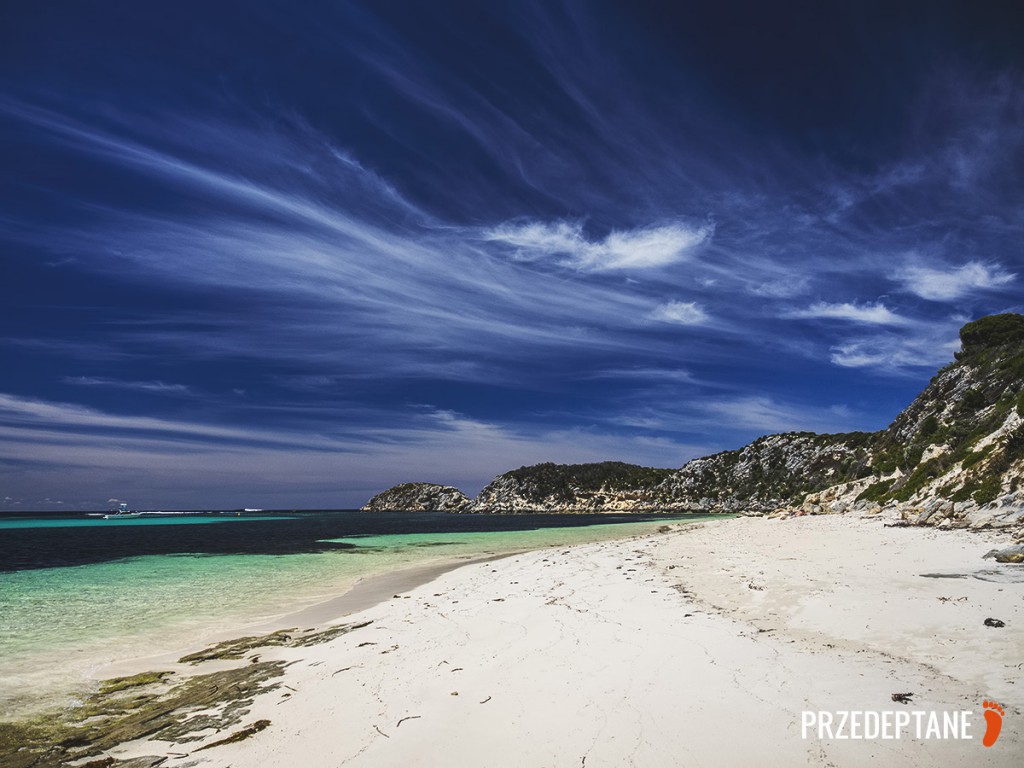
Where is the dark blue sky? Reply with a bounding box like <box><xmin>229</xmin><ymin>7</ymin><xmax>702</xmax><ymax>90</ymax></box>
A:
<box><xmin>2</xmin><ymin>1</ymin><xmax>1022</xmax><ymax>509</ymax></box>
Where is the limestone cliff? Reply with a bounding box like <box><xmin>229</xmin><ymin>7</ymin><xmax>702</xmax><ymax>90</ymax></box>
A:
<box><xmin>653</xmin><ymin>431</ymin><xmax>874</xmax><ymax>513</ymax></box>
<box><xmin>361</xmin><ymin>314</ymin><xmax>1024</xmax><ymax>535</ymax></box>
<box><xmin>468</xmin><ymin>462</ymin><xmax>675</xmax><ymax>513</ymax></box>
<box><xmin>788</xmin><ymin>313</ymin><xmax>1024</xmax><ymax>532</ymax></box>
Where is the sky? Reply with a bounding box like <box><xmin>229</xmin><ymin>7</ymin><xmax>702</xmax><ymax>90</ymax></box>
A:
<box><xmin>1</xmin><ymin>1</ymin><xmax>1022</xmax><ymax>510</ymax></box>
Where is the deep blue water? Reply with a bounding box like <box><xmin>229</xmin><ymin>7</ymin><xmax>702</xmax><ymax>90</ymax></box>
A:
<box><xmin>0</xmin><ymin>510</ymin><xmax>688</xmax><ymax>572</ymax></box>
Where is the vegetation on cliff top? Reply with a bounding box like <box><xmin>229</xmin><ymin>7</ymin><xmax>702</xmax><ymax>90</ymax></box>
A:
<box><xmin>487</xmin><ymin>461</ymin><xmax>676</xmax><ymax>503</ymax></box>
<box><xmin>958</xmin><ymin>313</ymin><xmax>1024</xmax><ymax>351</ymax></box>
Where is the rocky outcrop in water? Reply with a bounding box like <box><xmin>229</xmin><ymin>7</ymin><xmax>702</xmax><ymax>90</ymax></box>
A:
<box><xmin>361</xmin><ymin>483</ymin><xmax>471</xmax><ymax>512</ymax></box>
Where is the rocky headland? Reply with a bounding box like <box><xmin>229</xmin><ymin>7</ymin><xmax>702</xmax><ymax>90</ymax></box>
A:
<box><xmin>362</xmin><ymin>483</ymin><xmax>471</xmax><ymax>512</ymax></box>
<box><xmin>363</xmin><ymin>314</ymin><xmax>1024</xmax><ymax>537</ymax></box>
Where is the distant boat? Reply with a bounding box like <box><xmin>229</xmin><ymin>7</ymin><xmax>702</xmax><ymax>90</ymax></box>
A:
<box><xmin>103</xmin><ymin>503</ymin><xmax>143</xmax><ymax>520</ymax></box>
<box><xmin>243</xmin><ymin>508</ymin><xmax>263</xmax><ymax>512</ymax></box>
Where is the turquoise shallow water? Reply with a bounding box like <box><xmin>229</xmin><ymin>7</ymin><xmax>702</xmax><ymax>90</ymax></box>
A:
<box><xmin>0</xmin><ymin>516</ymin><xmax>700</xmax><ymax>717</ymax></box>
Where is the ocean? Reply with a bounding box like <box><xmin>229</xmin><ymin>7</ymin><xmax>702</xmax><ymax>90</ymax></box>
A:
<box><xmin>0</xmin><ymin>509</ymin><xmax>700</xmax><ymax>717</ymax></box>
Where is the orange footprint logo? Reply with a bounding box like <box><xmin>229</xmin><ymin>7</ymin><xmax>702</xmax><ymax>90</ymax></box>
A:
<box><xmin>982</xmin><ymin>700</ymin><xmax>1004</xmax><ymax>747</ymax></box>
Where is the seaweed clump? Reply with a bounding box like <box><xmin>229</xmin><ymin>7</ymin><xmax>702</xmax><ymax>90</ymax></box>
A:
<box><xmin>0</xmin><ymin>619</ymin><xmax>373</xmax><ymax>768</ymax></box>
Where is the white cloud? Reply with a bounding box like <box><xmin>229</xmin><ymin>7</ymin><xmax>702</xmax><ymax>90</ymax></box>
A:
<box><xmin>894</xmin><ymin>261</ymin><xmax>1014</xmax><ymax>301</ymax></box>
<box><xmin>0</xmin><ymin>392</ymin><xmax>323</xmax><ymax>449</ymax></box>
<box><xmin>484</xmin><ymin>220</ymin><xmax>712</xmax><ymax>271</ymax></box>
<box><xmin>830</xmin><ymin>342</ymin><xmax>890</xmax><ymax>369</ymax></box>
<box><xmin>702</xmin><ymin>396</ymin><xmax>861</xmax><ymax>435</ymax></box>
<box><xmin>788</xmin><ymin>301</ymin><xmax>907</xmax><ymax>325</ymax></box>
<box><xmin>585</xmin><ymin>367</ymin><xmax>696</xmax><ymax>383</ymax></box>
<box><xmin>749</xmin><ymin>277</ymin><xmax>810</xmax><ymax>299</ymax></box>
<box><xmin>63</xmin><ymin>376</ymin><xmax>193</xmax><ymax>395</ymax></box>
<box><xmin>0</xmin><ymin>392</ymin><xmax>701</xmax><ymax>508</ymax></box>
<box><xmin>830</xmin><ymin>334</ymin><xmax>959</xmax><ymax>372</ymax></box>
<box><xmin>650</xmin><ymin>301</ymin><xmax>709</xmax><ymax>325</ymax></box>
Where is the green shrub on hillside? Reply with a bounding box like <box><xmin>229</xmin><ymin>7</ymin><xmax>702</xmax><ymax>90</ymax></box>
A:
<box><xmin>960</xmin><ymin>448</ymin><xmax>989</xmax><ymax>470</ymax></box>
<box><xmin>959</xmin><ymin>313</ymin><xmax>1024</xmax><ymax>350</ymax></box>
<box><xmin>972</xmin><ymin>476</ymin><xmax>1002</xmax><ymax>505</ymax></box>
<box><xmin>498</xmin><ymin>462</ymin><xmax>675</xmax><ymax>502</ymax></box>
<box><xmin>951</xmin><ymin>480</ymin><xmax>979</xmax><ymax>503</ymax></box>
<box><xmin>919</xmin><ymin>415</ymin><xmax>940</xmax><ymax>440</ymax></box>
<box><xmin>959</xmin><ymin>388</ymin><xmax>987</xmax><ymax>413</ymax></box>
<box><xmin>856</xmin><ymin>479</ymin><xmax>894</xmax><ymax>503</ymax></box>
<box><xmin>890</xmin><ymin>458</ymin><xmax>944</xmax><ymax>502</ymax></box>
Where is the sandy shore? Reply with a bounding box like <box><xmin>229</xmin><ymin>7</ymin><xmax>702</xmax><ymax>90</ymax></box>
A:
<box><xmin>101</xmin><ymin>515</ymin><xmax>1022</xmax><ymax>766</ymax></box>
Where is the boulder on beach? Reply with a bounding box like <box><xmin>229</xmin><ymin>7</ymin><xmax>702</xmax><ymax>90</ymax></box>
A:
<box><xmin>982</xmin><ymin>544</ymin><xmax>1024</xmax><ymax>563</ymax></box>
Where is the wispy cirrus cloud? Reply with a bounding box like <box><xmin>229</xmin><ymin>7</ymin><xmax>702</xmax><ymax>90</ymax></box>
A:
<box><xmin>599</xmin><ymin>393</ymin><xmax>868</xmax><ymax>441</ymax></box>
<box><xmin>702</xmin><ymin>396</ymin><xmax>861</xmax><ymax>435</ymax></box>
<box><xmin>650</xmin><ymin>301</ymin><xmax>709</xmax><ymax>325</ymax></box>
<box><xmin>829</xmin><ymin>331</ymin><xmax>960</xmax><ymax>372</ymax></box>
<box><xmin>0</xmin><ymin>391</ymin><xmax>702</xmax><ymax>508</ymax></box>
<box><xmin>0</xmin><ymin>392</ymin><xmax>330</xmax><ymax>449</ymax></box>
<box><xmin>787</xmin><ymin>301</ymin><xmax>908</xmax><ymax>325</ymax></box>
<box><xmin>2</xmin><ymin>0</ymin><xmax>1022</xmax><ymax>510</ymax></box>
<box><xmin>893</xmin><ymin>261</ymin><xmax>1015</xmax><ymax>301</ymax></box>
<box><xmin>583</xmin><ymin>367</ymin><xmax>696</xmax><ymax>384</ymax></box>
<box><xmin>62</xmin><ymin>377</ymin><xmax>194</xmax><ymax>395</ymax></box>
<box><xmin>483</xmin><ymin>219</ymin><xmax>712</xmax><ymax>271</ymax></box>
<box><xmin>748</xmin><ymin>277</ymin><xmax>811</xmax><ymax>299</ymax></box>
<box><xmin>1</xmin><ymin>99</ymin><xmax>685</xmax><ymax>374</ymax></box>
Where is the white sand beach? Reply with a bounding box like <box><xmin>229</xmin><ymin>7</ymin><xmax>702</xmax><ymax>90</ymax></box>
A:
<box><xmin>107</xmin><ymin>515</ymin><xmax>1022</xmax><ymax>767</ymax></box>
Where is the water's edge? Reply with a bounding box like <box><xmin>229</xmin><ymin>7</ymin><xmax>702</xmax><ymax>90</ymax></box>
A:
<box><xmin>2</xmin><ymin>517</ymin><xmax>712</xmax><ymax>719</ymax></box>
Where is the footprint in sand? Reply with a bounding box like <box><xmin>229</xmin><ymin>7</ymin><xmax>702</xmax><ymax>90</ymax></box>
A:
<box><xmin>982</xmin><ymin>700</ymin><xmax>1004</xmax><ymax>747</ymax></box>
